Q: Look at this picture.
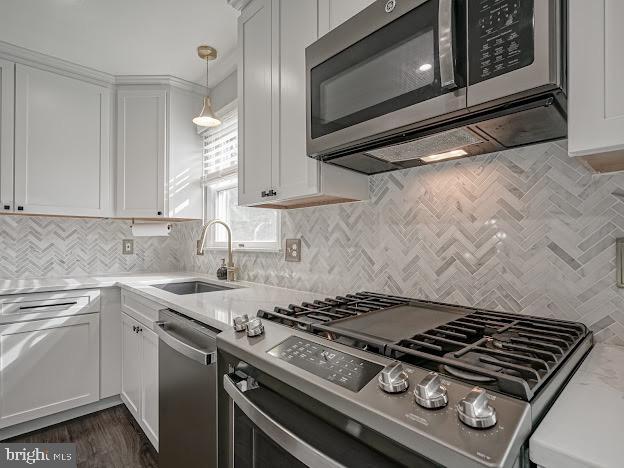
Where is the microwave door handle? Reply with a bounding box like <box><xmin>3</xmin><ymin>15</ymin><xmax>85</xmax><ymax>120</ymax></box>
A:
<box><xmin>224</xmin><ymin>375</ymin><xmax>346</xmax><ymax>468</ymax></box>
<box><xmin>438</xmin><ymin>0</ymin><xmax>456</xmax><ymax>89</ymax></box>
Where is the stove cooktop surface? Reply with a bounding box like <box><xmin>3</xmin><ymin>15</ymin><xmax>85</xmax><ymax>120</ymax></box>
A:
<box><xmin>257</xmin><ymin>292</ymin><xmax>592</xmax><ymax>401</ymax></box>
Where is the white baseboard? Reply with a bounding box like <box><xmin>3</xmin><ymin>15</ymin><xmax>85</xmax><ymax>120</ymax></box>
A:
<box><xmin>0</xmin><ymin>396</ymin><xmax>122</xmax><ymax>441</ymax></box>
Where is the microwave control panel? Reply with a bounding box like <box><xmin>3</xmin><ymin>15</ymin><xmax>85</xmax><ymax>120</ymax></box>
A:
<box><xmin>268</xmin><ymin>337</ymin><xmax>383</xmax><ymax>392</ymax></box>
<box><xmin>468</xmin><ymin>0</ymin><xmax>535</xmax><ymax>84</ymax></box>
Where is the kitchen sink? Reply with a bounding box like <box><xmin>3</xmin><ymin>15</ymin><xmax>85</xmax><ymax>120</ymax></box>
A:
<box><xmin>150</xmin><ymin>281</ymin><xmax>234</xmax><ymax>295</ymax></box>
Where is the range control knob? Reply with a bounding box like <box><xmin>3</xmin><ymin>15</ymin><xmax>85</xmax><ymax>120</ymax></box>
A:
<box><xmin>378</xmin><ymin>361</ymin><xmax>409</xmax><ymax>394</ymax></box>
<box><xmin>414</xmin><ymin>372</ymin><xmax>448</xmax><ymax>409</ymax></box>
<box><xmin>246</xmin><ymin>318</ymin><xmax>264</xmax><ymax>337</ymax></box>
<box><xmin>233</xmin><ymin>314</ymin><xmax>249</xmax><ymax>332</ymax></box>
<box><xmin>457</xmin><ymin>387</ymin><xmax>497</xmax><ymax>429</ymax></box>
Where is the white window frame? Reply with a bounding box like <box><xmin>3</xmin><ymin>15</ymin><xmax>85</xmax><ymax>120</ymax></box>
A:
<box><xmin>201</xmin><ymin>102</ymin><xmax>281</xmax><ymax>253</ymax></box>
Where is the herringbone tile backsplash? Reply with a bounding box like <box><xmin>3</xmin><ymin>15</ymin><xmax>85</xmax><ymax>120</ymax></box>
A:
<box><xmin>0</xmin><ymin>216</ymin><xmax>180</xmax><ymax>278</ymax></box>
<box><xmin>176</xmin><ymin>142</ymin><xmax>624</xmax><ymax>346</ymax></box>
<box><xmin>1</xmin><ymin>142</ymin><xmax>623</xmax><ymax>345</ymax></box>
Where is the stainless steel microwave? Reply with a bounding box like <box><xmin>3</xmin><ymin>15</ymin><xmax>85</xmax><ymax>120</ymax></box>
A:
<box><xmin>306</xmin><ymin>0</ymin><xmax>567</xmax><ymax>174</ymax></box>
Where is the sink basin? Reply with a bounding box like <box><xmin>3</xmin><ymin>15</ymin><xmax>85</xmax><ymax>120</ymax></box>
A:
<box><xmin>150</xmin><ymin>281</ymin><xmax>233</xmax><ymax>295</ymax></box>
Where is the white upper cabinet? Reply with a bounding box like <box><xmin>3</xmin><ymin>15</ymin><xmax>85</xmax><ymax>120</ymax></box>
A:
<box><xmin>117</xmin><ymin>89</ymin><xmax>167</xmax><ymax>218</ymax></box>
<box><xmin>237</xmin><ymin>0</ymin><xmax>369</xmax><ymax>208</ymax></box>
<box><xmin>14</xmin><ymin>64</ymin><xmax>112</xmax><ymax>217</ymax></box>
<box><xmin>0</xmin><ymin>59</ymin><xmax>14</xmax><ymax>214</ymax></box>
<box><xmin>116</xmin><ymin>85</ymin><xmax>203</xmax><ymax>219</ymax></box>
<box><xmin>238</xmin><ymin>0</ymin><xmax>273</xmax><ymax>207</ymax></box>
<box><xmin>568</xmin><ymin>0</ymin><xmax>624</xmax><ymax>169</ymax></box>
<box><xmin>318</xmin><ymin>0</ymin><xmax>375</xmax><ymax>33</ymax></box>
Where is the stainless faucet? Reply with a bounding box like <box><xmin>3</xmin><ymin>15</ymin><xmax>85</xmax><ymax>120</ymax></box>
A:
<box><xmin>197</xmin><ymin>219</ymin><xmax>237</xmax><ymax>281</ymax></box>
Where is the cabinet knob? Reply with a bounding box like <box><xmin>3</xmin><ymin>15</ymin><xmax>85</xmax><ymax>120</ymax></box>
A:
<box><xmin>157</xmin><ymin>211</ymin><xmax>163</xmax><ymax>216</ymax></box>
<box><xmin>3</xmin><ymin>205</ymin><xmax>10</xmax><ymax>211</ymax></box>
<box><xmin>17</xmin><ymin>206</ymin><xmax>24</xmax><ymax>211</ymax></box>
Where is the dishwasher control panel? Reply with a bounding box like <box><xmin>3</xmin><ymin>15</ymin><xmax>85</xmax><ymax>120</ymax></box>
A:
<box><xmin>268</xmin><ymin>336</ymin><xmax>383</xmax><ymax>392</ymax></box>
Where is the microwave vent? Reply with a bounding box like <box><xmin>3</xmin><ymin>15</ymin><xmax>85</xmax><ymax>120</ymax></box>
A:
<box><xmin>364</xmin><ymin>128</ymin><xmax>485</xmax><ymax>163</ymax></box>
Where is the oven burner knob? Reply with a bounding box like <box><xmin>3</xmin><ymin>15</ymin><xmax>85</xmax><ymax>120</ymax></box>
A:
<box><xmin>246</xmin><ymin>318</ymin><xmax>265</xmax><ymax>337</ymax></box>
<box><xmin>378</xmin><ymin>362</ymin><xmax>409</xmax><ymax>394</ymax></box>
<box><xmin>414</xmin><ymin>372</ymin><xmax>448</xmax><ymax>409</ymax></box>
<box><xmin>233</xmin><ymin>314</ymin><xmax>249</xmax><ymax>332</ymax></box>
<box><xmin>457</xmin><ymin>387</ymin><xmax>497</xmax><ymax>429</ymax></box>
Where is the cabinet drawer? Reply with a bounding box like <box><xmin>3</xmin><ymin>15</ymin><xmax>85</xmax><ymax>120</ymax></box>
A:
<box><xmin>0</xmin><ymin>289</ymin><xmax>101</xmax><ymax>324</ymax></box>
<box><xmin>121</xmin><ymin>290</ymin><xmax>161</xmax><ymax>327</ymax></box>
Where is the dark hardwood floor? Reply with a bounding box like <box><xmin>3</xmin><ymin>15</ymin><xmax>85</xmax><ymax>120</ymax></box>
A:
<box><xmin>8</xmin><ymin>405</ymin><xmax>158</xmax><ymax>468</ymax></box>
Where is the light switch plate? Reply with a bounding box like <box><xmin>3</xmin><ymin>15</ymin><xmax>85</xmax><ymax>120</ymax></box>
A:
<box><xmin>122</xmin><ymin>239</ymin><xmax>134</xmax><ymax>255</ymax></box>
<box><xmin>285</xmin><ymin>238</ymin><xmax>301</xmax><ymax>262</ymax></box>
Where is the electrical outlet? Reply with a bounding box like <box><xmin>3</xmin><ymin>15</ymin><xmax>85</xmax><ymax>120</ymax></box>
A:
<box><xmin>285</xmin><ymin>238</ymin><xmax>301</xmax><ymax>262</ymax></box>
<box><xmin>122</xmin><ymin>239</ymin><xmax>134</xmax><ymax>255</ymax></box>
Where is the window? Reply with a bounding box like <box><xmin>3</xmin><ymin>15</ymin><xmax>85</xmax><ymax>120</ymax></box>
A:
<box><xmin>202</xmin><ymin>104</ymin><xmax>280</xmax><ymax>251</ymax></box>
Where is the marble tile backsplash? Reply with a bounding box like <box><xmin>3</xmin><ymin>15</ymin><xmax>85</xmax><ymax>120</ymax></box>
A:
<box><xmin>174</xmin><ymin>142</ymin><xmax>624</xmax><ymax>346</ymax></box>
<box><xmin>0</xmin><ymin>216</ymin><xmax>180</xmax><ymax>278</ymax></box>
<box><xmin>1</xmin><ymin>141</ymin><xmax>622</xmax><ymax>346</ymax></box>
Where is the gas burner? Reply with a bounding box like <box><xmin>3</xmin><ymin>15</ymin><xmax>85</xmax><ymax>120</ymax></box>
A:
<box><xmin>443</xmin><ymin>350</ymin><xmax>510</xmax><ymax>383</ymax></box>
<box><xmin>258</xmin><ymin>291</ymin><xmax>591</xmax><ymax>401</ymax></box>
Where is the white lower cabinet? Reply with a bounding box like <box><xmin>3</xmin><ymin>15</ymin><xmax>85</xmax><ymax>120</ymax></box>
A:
<box><xmin>120</xmin><ymin>311</ymin><xmax>159</xmax><ymax>450</ymax></box>
<box><xmin>140</xmin><ymin>326</ymin><xmax>159</xmax><ymax>445</ymax></box>
<box><xmin>0</xmin><ymin>314</ymin><xmax>100</xmax><ymax>428</ymax></box>
<box><xmin>121</xmin><ymin>313</ymin><xmax>142</xmax><ymax>417</ymax></box>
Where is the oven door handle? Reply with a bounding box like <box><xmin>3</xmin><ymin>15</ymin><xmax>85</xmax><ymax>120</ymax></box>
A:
<box><xmin>224</xmin><ymin>375</ymin><xmax>346</xmax><ymax>468</ymax></box>
<box><xmin>438</xmin><ymin>0</ymin><xmax>456</xmax><ymax>89</ymax></box>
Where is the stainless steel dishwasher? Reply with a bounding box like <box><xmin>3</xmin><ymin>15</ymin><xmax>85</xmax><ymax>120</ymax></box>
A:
<box><xmin>156</xmin><ymin>309</ymin><xmax>219</xmax><ymax>468</ymax></box>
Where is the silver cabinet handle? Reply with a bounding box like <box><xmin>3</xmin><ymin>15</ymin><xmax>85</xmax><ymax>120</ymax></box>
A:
<box><xmin>155</xmin><ymin>321</ymin><xmax>216</xmax><ymax>365</ymax></box>
<box><xmin>438</xmin><ymin>0</ymin><xmax>456</xmax><ymax>89</ymax></box>
<box><xmin>223</xmin><ymin>375</ymin><xmax>345</xmax><ymax>468</ymax></box>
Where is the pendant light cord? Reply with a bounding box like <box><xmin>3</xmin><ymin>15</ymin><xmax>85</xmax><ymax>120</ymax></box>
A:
<box><xmin>206</xmin><ymin>55</ymin><xmax>210</xmax><ymax>91</ymax></box>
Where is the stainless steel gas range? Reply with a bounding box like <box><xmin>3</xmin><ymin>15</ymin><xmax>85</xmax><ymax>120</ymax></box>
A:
<box><xmin>216</xmin><ymin>292</ymin><xmax>592</xmax><ymax>468</ymax></box>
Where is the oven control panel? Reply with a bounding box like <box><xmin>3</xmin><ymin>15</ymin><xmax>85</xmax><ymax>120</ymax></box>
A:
<box><xmin>468</xmin><ymin>0</ymin><xmax>535</xmax><ymax>84</ymax></box>
<box><xmin>268</xmin><ymin>336</ymin><xmax>383</xmax><ymax>392</ymax></box>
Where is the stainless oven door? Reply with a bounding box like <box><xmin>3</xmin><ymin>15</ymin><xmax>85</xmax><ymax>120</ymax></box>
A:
<box><xmin>306</xmin><ymin>0</ymin><xmax>467</xmax><ymax>157</ymax></box>
<box><xmin>223</xmin><ymin>375</ymin><xmax>437</xmax><ymax>468</ymax></box>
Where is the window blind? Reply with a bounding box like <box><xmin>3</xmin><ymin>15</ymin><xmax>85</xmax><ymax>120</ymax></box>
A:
<box><xmin>202</xmin><ymin>108</ymin><xmax>238</xmax><ymax>184</ymax></box>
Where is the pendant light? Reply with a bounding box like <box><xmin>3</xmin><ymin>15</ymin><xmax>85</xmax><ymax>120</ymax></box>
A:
<box><xmin>193</xmin><ymin>45</ymin><xmax>221</xmax><ymax>127</ymax></box>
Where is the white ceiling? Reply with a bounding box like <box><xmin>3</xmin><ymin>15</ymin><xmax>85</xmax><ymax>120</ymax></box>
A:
<box><xmin>0</xmin><ymin>0</ymin><xmax>239</xmax><ymax>86</ymax></box>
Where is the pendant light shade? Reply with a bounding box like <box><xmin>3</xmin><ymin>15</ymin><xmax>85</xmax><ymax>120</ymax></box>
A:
<box><xmin>194</xmin><ymin>45</ymin><xmax>222</xmax><ymax>128</ymax></box>
<box><xmin>193</xmin><ymin>96</ymin><xmax>221</xmax><ymax>127</ymax></box>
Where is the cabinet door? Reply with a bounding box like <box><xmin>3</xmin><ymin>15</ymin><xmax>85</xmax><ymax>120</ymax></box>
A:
<box><xmin>0</xmin><ymin>59</ymin><xmax>14</xmax><ymax>212</ymax></box>
<box><xmin>117</xmin><ymin>89</ymin><xmax>166</xmax><ymax>218</ymax></box>
<box><xmin>238</xmin><ymin>0</ymin><xmax>274</xmax><ymax>206</ymax></box>
<box><xmin>271</xmin><ymin>0</ymin><xmax>320</xmax><ymax>202</ymax></box>
<box><xmin>568</xmin><ymin>0</ymin><xmax>624</xmax><ymax>157</ymax></box>
<box><xmin>318</xmin><ymin>0</ymin><xmax>375</xmax><ymax>34</ymax></box>
<box><xmin>100</xmin><ymin>288</ymin><xmax>121</xmax><ymax>399</ymax></box>
<box><xmin>14</xmin><ymin>64</ymin><xmax>111</xmax><ymax>217</ymax></box>
<box><xmin>140</xmin><ymin>326</ymin><xmax>159</xmax><ymax>449</ymax></box>
<box><xmin>121</xmin><ymin>313</ymin><xmax>141</xmax><ymax>419</ymax></box>
<box><xmin>0</xmin><ymin>314</ymin><xmax>100</xmax><ymax>428</ymax></box>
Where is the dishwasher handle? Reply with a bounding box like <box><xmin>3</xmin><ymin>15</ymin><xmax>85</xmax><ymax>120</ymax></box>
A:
<box><xmin>155</xmin><ymin>321</ymin><xmax>217</xmax><ymax>366</ymax></box>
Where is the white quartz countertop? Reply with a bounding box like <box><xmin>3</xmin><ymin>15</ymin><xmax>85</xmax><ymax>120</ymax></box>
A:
<box><xmin>530</xmin><ymin>344</ymin><xmax>624</xmax><ymax>468</ymax></box>
<box><xmin>0</xmin><ymin>272</ymin><xmax>327</xmax><ymax>330</ymax></box>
